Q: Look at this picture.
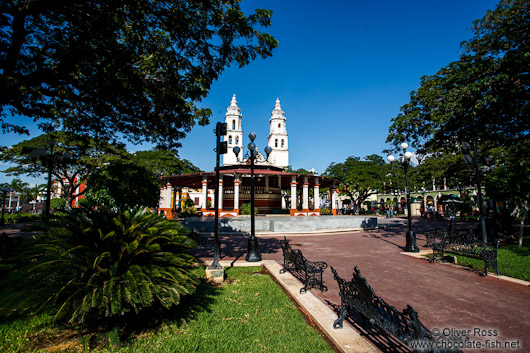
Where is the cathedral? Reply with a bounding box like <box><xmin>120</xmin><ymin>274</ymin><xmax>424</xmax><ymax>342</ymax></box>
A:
<box><xmin>158</xmin><ymin>95</ymin><xmax>339</xmax><ymax>217</ymax></box>
<box><xmin>222</xmin><ymin>94</ymin><xmax>289</xmax><ymax>169</ymax></box>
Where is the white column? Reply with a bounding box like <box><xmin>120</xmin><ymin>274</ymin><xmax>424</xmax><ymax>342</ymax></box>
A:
<box><xmin>331</xmin><ymin>188</ymin><xmax>337</xmax><ymax>215</ymax></box>
<box><xmin>302</xmin><ymin>177</ymin><xmax>309</xmax><ymax>210</ymax></box>
<box><xmin>161</xmin><ymin>183</ymin><xmax>172</xmax><ymax>208</ymax></box>
<box><xmin>159</xmin><ymin>186</ymin><xmax>165</xmax><ymax>208</ymax></box>
<box><xmin>234</xmin><ymin>175</ymin><xmax>240</xmax><ymax>211</ymax></box>
<box><xmin>290</xmin><ymin>176</ymin><xmax>297</xmax><ymax>210</ymax></box>
<box><xmin>218</xmin><ymin>176</ymin><xmax>223</xmax><ymax>211</ymax></box>
<box><xmin>314</xmin><ymin>178</ymin><xmax>320</xmax><ymax>210</ymax></box>
<box><xmin>167</xmin><ymin>183</ymin><xmax>173</xmax><ymax>209</ymax></box>
<box><xmin>201</xmin><ymin>176</ymin><xmax>208</xmax><ymax>210</ymax></box>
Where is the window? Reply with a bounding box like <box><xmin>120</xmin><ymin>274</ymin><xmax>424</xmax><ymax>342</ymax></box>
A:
<box><xmin>275</xmin><ymin>139</ymin><xmax>278</xmax><ymax>147</ymax></box>
<box><xmin>232</xmin><ymin>120</ymin><xmax>235</xmax><ymax>129</ymax></box>
<box><xmin>235</xmin><ymin>136</ymin><xmax>239</xmax><ymax>144</ymax></box>
<box><xmin>281</xmin><ymin>139</ymin><xmax>285</xmax><ymax>148</ymax></box>
<box><xmin>229</xmin><ymin>135</ymin><xmax>232</xmax><ymax>144</ymax></box>
<box><xmin>278</xmin><ymin>123</ymin><xmax>281</xmax><ymax>129</ymax></box>
<box><xmin>194</xmin><ymin>197</ymin><xmax>199</xmax><ymax>205</ymax></box>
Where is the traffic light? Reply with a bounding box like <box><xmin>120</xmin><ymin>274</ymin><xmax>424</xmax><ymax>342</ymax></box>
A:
<box><xmin>219</xmin><ymin>141</ymin><xmax>228</xmax><ymax>154</ymax></box>
<box><xmin>217</xmin><ymin>122</ymin><xmax>227</xmax><ymax>136</ymax></box>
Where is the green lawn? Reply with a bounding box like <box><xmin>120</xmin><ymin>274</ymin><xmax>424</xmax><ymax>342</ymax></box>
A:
<box><xmin>425</xmin><ymin>236</ymin><xmax>530</xmax><ymax>281</ymax></box>
<box><xmin>0</xmin><ymin>267</ymin><xmax>335</xmax><ymax>353</ymax></box>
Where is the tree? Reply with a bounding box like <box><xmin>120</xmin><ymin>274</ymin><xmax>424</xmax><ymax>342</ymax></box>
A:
<box><xmin>324</xmin><ymin>155</ymin><xmax>387</xmax><ymax>209</ymax></box>
<box><xmin>132</xmin><ymin>148</ymin><xmax>201</xmax><ymax>177</ymax></box>
<box><xmin>8</xmin><ymin>178</ymin><xmax>29</xmax><ymax>207</ymax></box>
<box><xmin>85</xmin><ymin>160</ymin><xmax>160</xmax><ymax>209</ymax></box>
<box><xmin>387</xmin><ymin>0</ymin><xmax>529</xmax><ymax>153</ymax></box>
<box><xmin>410</xmin><ymin>154</ymin><xmax>473</xmax><ymax>193</ymax></box>
<box><xmin>1</xmin><ymin>1</ymin><xmax>278</xmax><ymax>148</ymax></box>
<box><xmin>1</xmin><ymin>132</ymin><xmax>129</xmax><ymax>209</ymax></box>
<box><xmin>1</xmin><ymin>207</ymin><xmax>197</xmax><ymax>329</ymax></box>
<box><xmin>29</xmin><ymin>183</ymin><xmax>46</xmax><ymax>206</ymax></box>
<box><xmin>484</xmin><ymin>141</ymin><xmax>530</xmax><ymax>247</ymax></box>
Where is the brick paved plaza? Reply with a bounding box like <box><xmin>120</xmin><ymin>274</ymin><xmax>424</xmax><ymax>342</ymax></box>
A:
<box><xmin>194</xmin><ymin>217</ymin><xmax>530</xmax><ymax>352</ymax></box>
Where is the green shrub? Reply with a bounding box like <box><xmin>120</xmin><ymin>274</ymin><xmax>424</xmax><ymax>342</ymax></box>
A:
<box><xmin>320</xmin><ymin>208</ymin><xmax>332</xmax><ymax>215</ymax></box>
<box><xmin>240</xmin><ymin>202</ymin><xmax>258</xmax><ymax>215</ymax></box>
<box><xmin>2</xmin><ymin>213</ymin><xmax>41</xmax><ymax>224</ymax></box>
<box><xmin>181</xmin><ymin>199</ymin><xmax>198</xmax><ymax>216</ymax></box>
<box><xmin>1</xmin><ymin>207</ymin><xmax>198</xmax><ymax>330</ymax></box>
<box><xmin>50</xmin><ymin>197</ymin><xmax>66</xmax><ymax>210</ymax></box>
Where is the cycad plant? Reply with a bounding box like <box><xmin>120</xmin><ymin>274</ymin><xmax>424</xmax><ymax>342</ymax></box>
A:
<box><xmin>3</xmin><ymin>207</ymin><xmax>198</xmax><ymax>329</ymax></box>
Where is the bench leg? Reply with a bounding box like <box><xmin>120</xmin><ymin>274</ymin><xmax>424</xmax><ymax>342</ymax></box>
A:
<box><xmin>482</xmin><ymin>251</ymin><xmax>502</xmax><ymax>277</ymax></box>
<box><xmin>319</xmin><ymin>271</ymin><xmax>328</xmax><ymax>292</ymax></box>
<box><xmin>279</xmin><ymin>262</ymin><xmax>287</xmax><ymax>274</ymax></box>
<box><xmin>300</xmin><ymin>272</ymin><xmax>309</xmax><ymax>294</ymax></box>
<box><xmin>333</xmin><ymin>302</ymin><xmax>346</xmax><ymax>329</ymax></box>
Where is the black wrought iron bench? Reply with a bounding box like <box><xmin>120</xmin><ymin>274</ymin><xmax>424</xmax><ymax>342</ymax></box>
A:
<box><xmin>332</xmin><ymin>266</ymin><xmax>463</xmax><ymax>353</ymax></box>
<box><xmin>279</xmin><ymin>236</ymin><xmax>328</xmax><ymax>294</ymax></box>
<box><xmin>430</xmin><ymin>230</ymin><xmax>501</xmax><ymax>277</ymax></box>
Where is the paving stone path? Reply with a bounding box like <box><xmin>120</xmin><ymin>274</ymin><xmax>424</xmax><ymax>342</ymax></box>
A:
<box><xmin>194</xmin><ymin>217</ymin><xmax>530</xmax><ymax>353</ymax></box>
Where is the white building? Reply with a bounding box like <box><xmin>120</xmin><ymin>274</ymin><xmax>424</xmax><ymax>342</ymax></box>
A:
<box><xmin>222</xmin><ymin>95</ymin><xmax>289</xmax><ymax>169</ymax></box>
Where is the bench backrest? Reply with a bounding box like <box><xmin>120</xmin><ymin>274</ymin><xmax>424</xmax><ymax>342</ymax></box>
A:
<box><xmin>332</xmin><ymin>266</ymin><xmax>435</xmax><ymax>349</ymax></box>
<box><xmin>281</xmin><ymin>237</ymin><xmax>307</xmax><ymax>271</ymax></box>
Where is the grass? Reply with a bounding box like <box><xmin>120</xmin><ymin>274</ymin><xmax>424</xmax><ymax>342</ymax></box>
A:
<box><xmin>0</xmin><ymin>267</ymin><xmax>335</xmax><ymax>353</ymax></box>
<box><xmin>425</xmin><ymin>235</ymin><xmax>530</xmax><ymax>281</ymax></box>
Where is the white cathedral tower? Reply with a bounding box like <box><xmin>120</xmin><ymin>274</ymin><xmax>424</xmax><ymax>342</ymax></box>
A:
<box><xmin>222</xmin><ymin>94</ymin><xmax>243</xmax><ymax>166</ymax></box>
<box><xmin>222</xmin><ymin>95</ymin><xmax>289</xmax><ymax>168</ymax></box>
<box><xmin>267</xmin><ymin>98</ymin><xmax>289</xmax><ymax>169</ymax></box>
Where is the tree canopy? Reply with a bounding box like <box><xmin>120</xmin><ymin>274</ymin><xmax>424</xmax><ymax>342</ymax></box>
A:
<box><xmin>132</xmin><ymin>148</ymin><xmax>201</xmax><ymax>177</ymax></box>
<box><xmin>1</xmin><ymin>1</ymin><xmax>278</xmax><ymax>148</ymax></box>
<box><xmin>0</xmin><ymin>132</ymin><xmax>129</xmax><ymax>208</ymax></box>
<box><xmin>324</xmin><ymin>155</ymin><xmax>387</xmax><ymax>208</ymax></box>
<box><xmin>85</xmin><ymin>160</ymin><xmax>160</xmax><ymax>209</ymax></box>
<box><xmin>386</xmin><ymin>0</ymin><xmax>529</xmax><ymax>153</ymax></box>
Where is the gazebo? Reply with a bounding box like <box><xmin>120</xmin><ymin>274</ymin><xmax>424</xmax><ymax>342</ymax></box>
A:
<box><xmin>158</xmin><ymin>165</ymin><xmax>339</xmax><ymax>217</ymax></box>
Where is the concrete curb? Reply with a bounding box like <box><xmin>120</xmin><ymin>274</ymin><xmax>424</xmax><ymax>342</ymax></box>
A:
<box><xmin>218</xmin><ymin>260</ymin><xmax>380</xmax><ymax>353</ymax></box>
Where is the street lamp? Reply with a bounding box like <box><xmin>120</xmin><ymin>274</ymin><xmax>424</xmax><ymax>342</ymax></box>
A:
<box><xmin>1</xmin><ymin>183</ymin><xmax>13</xmax><ymax>227</ymax></box>
<box><xmin>388</xmin><ymin>142</ymin><xmax>418</xmax><ymax>252</ymax></box>
<box><xmin>233</xmin><ymin>132</ymin><xmax>272</xmax><ymax>262</ymax></box>
<box><xmin>29</xmin><ymin>138</ymin><xmax>72</xmax><ymax>220</ymax></box>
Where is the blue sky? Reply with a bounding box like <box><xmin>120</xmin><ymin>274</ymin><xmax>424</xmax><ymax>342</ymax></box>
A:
<box><xmin>1</xmin><ymin>0</ymin><xmax>499</xmax><ymax>184</ymax></box>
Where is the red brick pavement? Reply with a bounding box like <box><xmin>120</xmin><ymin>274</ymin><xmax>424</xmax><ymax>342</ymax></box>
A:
<box><xmin>195</xmin><ymin>217</ymin><xmax>530</xmax><ymax>353</ymax></box>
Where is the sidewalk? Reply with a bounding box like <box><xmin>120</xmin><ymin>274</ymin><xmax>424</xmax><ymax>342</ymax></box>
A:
<box><xmin>195</xmin><ymin>218</ymin><xmax>530</xmax><ymax>353</ymax></box>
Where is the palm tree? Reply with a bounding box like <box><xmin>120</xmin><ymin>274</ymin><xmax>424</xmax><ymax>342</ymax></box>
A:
<box><xmin>9</xmin><ymin>178</ymin><xmax>29</xmax><ymax>211</ymax></box>
<box><xmin>29</xmin><ymin>183</ymin><xmax>47</xmax><ymax>212</ymax></box>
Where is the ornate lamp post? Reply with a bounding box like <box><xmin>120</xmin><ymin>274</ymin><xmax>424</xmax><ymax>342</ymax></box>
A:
<box><xmin>388</xmin><ymin>142</ymin><xmax>418</xmax><ymax>252</ymax></box>
<box><xmin>29</xmin><ymin>138</ymin><xmax>71</xmax><ymax>220</ymax></box>
<box><xmin>233</xmin><ymin>132</ymin><xmax>272</xmax><ymax>262</ymax></box>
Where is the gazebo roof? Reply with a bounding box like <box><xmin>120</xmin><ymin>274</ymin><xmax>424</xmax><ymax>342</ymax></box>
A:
<box><xmin>160</xmin><ymin>166</ymin><xmax>338</xmax><ymax>190</ymax></box>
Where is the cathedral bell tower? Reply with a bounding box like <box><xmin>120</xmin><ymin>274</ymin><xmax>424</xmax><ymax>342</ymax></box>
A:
<box><xmin>222</xmin><ymin>94</ymin><xmax>243</xmax><ymax>166</ymax></box>
<box><xmin>267</xmin><ymin>98</ymin><xmax>289</xmax><ymax>169</ymax></box>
